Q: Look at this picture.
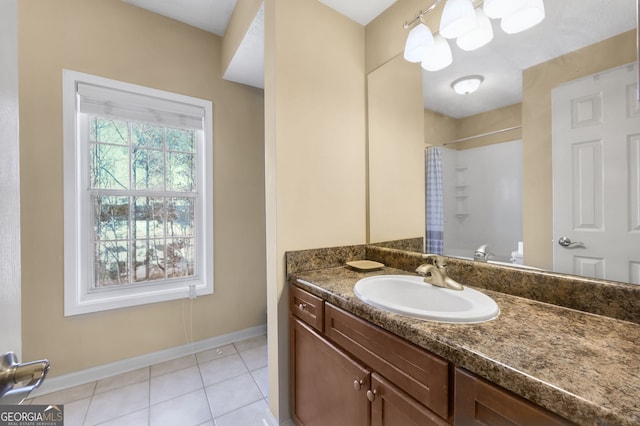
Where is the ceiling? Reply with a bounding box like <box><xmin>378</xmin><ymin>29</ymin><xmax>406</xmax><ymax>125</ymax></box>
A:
<box><xmin>122</xmin><ymin>0</ymin><xmax>636</xmax><ymax>117</ymax></box>
<box><xmin>122</xmin><ymin>0</ymin><xmax>238</xmax><ymax>36</ymax></box>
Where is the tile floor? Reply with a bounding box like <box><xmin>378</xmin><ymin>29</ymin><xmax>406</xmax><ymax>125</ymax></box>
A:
<box><xmin>26</xmin><ymin>335</ymin><xmax>276</xmax><ymax>426</ymax></box>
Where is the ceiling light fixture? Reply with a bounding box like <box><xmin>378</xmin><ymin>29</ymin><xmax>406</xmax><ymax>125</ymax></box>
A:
<box><xmin>422</xmin><ymin>35</ymin><xmax>453</xmax><ymax>71</ymax></box>
<box><xmin>439</xmin><ymin>0</ymin><xmax>476</xmax><ymax>39</ymax></box>
<box><xmin>403</xmin><ymin>23</ymin><xmax>435</xmax><ymax>62</ymax></box>
<box><xmin>451</xmin><ymin>75</ymin><xmax>484</xmax><ymax>95</ymax></box>
<box><xmin>403</xmin><ymin>0</ymin><xmax>545</xmax><ymax>72</ymax></box>
<box><xmin>456</xmin><ymin>8</ymin><xmax>493</xmax><ymax>51</ymax></box>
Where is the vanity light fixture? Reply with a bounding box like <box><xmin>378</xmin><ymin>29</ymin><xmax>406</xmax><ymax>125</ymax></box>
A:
<box><xmin>456</xmin><ymin>8</ymin><xmax>493</xmax><ymax>51</ymax></box>
<box><xmin>403</xmin><ymin>0</ymin><xmax>545</xmax><ymax>71</ymax></box>
<box><xmin>451</xmin><ymin>75</ymin><xmax>484</xmax><ymax>95</ymax></box>
<box><xmin>422</xmin><ymin>35</ymin><xmax>454</xmax><ymax>71</ymax></box>
<box><xmin>403</xmin><ymin>23</ymin><xmax>435</xmax><ymax>62</ymax></box>
<box><xmin>439</xmin><ymin>0</ymin><xmax>476</xmax><ymax>39</ymax></box>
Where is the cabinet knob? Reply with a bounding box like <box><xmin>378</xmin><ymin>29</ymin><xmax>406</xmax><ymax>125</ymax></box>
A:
<box><xmin>366</xmin><ymin>389</ymin><xmax>377</xmax><ymax>402</ymax></box>
<box><xmin>297</xmin><ymin>303</ymin><xmax>308</xmax><ymax>310</ymax></box>
<box><xmin>353</xmin><ymin>379</ymin><xmax>363</xmax><ymax>391</ymax></box>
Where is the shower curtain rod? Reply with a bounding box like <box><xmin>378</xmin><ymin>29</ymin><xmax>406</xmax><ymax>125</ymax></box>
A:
<box><xmin>440</xmin><ymin>125</ymin><xmax>522</xmax><ymax>146</ymax></box>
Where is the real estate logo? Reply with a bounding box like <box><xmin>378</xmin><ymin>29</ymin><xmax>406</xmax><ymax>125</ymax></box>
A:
<box><xmin>0</xmin><ymin>405</ymin><xmax>63</xmax><ymax>426</ymax></box>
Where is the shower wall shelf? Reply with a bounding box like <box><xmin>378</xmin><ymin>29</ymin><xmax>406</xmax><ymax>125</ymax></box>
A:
<box><xmin>455</xmin><ymin>167</ymin><xmax>469</xmax><ymax>216</ymax></box>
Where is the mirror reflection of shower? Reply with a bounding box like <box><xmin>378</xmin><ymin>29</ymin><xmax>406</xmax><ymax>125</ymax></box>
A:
<box><xmin>427</xmin><ymin>140</ymin><xmax>523</xmax><ymax>263</ymax></box>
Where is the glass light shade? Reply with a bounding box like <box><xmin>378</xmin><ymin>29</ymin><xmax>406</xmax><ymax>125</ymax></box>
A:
<box><xmin>451</xmin><ymin>75</ymin><xmax>484</xmax><ymax>95</ymax></box>
<box><xmin>403</xmin><ymin>23</ymin><xmax>435</xmax><ymax>63</ymax></box>
<box><xmin>421</xmin><ymin>36</ymin><xmax>453</xmax><ymax>72</ymax></box>
<box><xmin>483</xmin><ymin>0</ymin><xmax>525</xmax><ymax>19</ymax></box>
<box><xmin>500</xmin><ymin>0</ymin><xmax>545</xmax><ymax>34</ymax></box>
<box><xmin>439</xmin><ymin>0</ymin><xmax>476</xmax><ymax>39</ymax></box>
<box><xmin>456</xmin><ymin>8</ymin><xmax>494</xmax><ymax>51</ymax></box>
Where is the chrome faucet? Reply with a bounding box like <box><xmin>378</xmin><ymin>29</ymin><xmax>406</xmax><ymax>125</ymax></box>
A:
<box><xmin>415</xmin><ymin>254</ymin><xmax>464</xmax><ymax>291</ymax></box>
<box><xmin>474</xmin><ymin>244</ymin><xmax>492</xmax><ymax>262</ymax></box>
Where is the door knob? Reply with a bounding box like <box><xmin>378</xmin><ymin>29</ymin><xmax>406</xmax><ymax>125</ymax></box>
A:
<box><xmin>366</xmin><ymin>389</ymin><xmax>377</xmax><ymax>402</ymax></box>
<box><xmin>558</xmin><ymin>237</ymin><xmax>585</xmax><ymax>248</ymax></box>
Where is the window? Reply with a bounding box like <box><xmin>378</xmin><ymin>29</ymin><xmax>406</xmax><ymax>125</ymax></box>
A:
<box><xmin>63</xmin><ymin>70</ymin><xmax>213</xmax><ymax>316</ymax></box>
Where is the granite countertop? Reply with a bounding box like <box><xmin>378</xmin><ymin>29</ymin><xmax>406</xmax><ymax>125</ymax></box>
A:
<box><xmin>291</xmin><ymin>266</ymin><xmax>640</xmax><ymax>426</ymax></box>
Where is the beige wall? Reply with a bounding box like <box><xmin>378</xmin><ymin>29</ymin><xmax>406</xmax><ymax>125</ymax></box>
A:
<box><xmin>368</xmin><ymin>54</ymin><xmax>424</xmax><ymax>243</ymax></box>
<box><xmin>425</xmin><ymin>103</ymin><xmax>523</xmax><ymax>149</ymax></box>
<box><xmin>19</xmin><ymin>0</ymin><xmax>266</xmax><ymax>376</ymax></box>
<box><xmin>522</xmin><ymin>30</ymin><xmax>636</xmax><ymax>269</ymax></box>
<box><xmin>453</xmin><ymin>103</ymin><xmax>522</xmax><ymax>149</ymax></box>
<box><xmin>264</xmin><ymin>0</ymin><xmax>366</xmax><ymax>419</ymax></box>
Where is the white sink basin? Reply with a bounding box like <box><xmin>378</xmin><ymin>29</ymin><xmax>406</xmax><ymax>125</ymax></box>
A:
<box><xmin>353</xmin><ymin>275</ymin><xmax>499</xmax><ymax>324</ymax></box>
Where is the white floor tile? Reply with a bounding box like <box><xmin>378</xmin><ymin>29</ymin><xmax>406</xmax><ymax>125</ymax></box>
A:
<box><xmin>239</xmin><ymin>345</ymin><xmax>267</xmax><ymax>371</ymax></box>
<box><xmin>29</xmin><ymin>334</ymin><xmax>270</xmax><ymax>426</ymax></box>
<box><xmin>205</xmin><ymin>373</ymin><xmax>263</xmax><ymax>418</ymax></box>
<box><xmin>84</xmin><ymin>381</ymin><xmax>149</xmax><ymax>426</ymax></box>
<box><xmin>150</xmin><ymin>365</ymin><xmax>203</xmax><ymax>405</ymax></box>
<box><xmin>214</xmin><ymin>399</ymin><xmax>277</xmax><ymax>426</ymax></box>
<box><xmin>199</xmin><ymin>354</ymin><xmax>247</xmax><ymax>387</ymax></box>
<box><xmin>94</xmin><ymin>367</ymin><xmax>150</xmax><ymax>394</ymax></box>
<box><xmin>149</xmin><ymin>389</ymin><xmax>212</xmax><ymax>426</ymax></box>
<box><xmin>95</xmin><ymin>408</ymin><xmax>148</xmax><ymax>425</ymax></box>
<box><xmin>151</xmin><ymin>354</ymin><xmax>197</xmax><ymax>378</ymax></box>
<box><xmin>251</xmin><ymin>367</ymin><xmax>269</xmax><ymax>398</ymax></box>
<box><xmin>61</xmin><ymin>397</ymin><xmax>91</xmax><ymax>426</ymax></box>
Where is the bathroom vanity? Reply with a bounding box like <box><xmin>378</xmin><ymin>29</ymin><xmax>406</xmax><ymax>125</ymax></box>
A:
<box><xmin>287</xmin><ymin>245</ymin><xmax>640</xmax><ymax>426</ymax></box>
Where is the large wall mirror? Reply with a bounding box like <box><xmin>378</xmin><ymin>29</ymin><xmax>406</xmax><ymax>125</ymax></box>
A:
<box><xmin>367</xmin><ymin>0</ymin><xmax>639</xmax><ymax>285</ymax></box>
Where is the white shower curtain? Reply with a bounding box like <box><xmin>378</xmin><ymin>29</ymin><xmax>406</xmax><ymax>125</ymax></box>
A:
<box><xmin>425</xmin><ymin>147</ymin><xmax>444</xmax><ymax>255</ymax></box>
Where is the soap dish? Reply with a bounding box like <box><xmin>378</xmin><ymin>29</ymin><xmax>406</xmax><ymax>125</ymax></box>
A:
<box><xmin>346</xmin><ymin>260</ymin><xmax>385</xmax><ymax>272</ymax></box>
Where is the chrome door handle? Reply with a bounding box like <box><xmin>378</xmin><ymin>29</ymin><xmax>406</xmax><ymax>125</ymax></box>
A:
<box><xmin>558</xmin><ymin>237</ymin><xmax>585</xmax><ymax>248</ymax></box>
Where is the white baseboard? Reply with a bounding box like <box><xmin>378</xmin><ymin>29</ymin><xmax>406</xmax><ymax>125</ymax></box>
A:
<box><xmin>29</xmin><ymin>324</ymin><xmax>267</xmax><ymax>398</ymax></box>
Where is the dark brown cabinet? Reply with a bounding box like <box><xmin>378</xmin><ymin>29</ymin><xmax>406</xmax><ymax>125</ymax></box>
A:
<box><xmin>290</xmin><ymin>284</ymin><xmax>574</xmax><ymax>426</ymax></box>
<box><xmin>370</xmin><ymin>373</ymin><xmax>449</xmax><ymax>426</ymax></box>
<box><xmin>454</xmin><ymin>368</ymin><xmax>574</xmax><ymax>425</ymax></box>
<box><xmin>290</xmin><ymin>317</ymin><xmax>370</xmax><ymax>426</ymax></box>
<box><xmin>290</xmin><ymin>285</ymin><xmax>450</xmax><ymax>426</ymax></box>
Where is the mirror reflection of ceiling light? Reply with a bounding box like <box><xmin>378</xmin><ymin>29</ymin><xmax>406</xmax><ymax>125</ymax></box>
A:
<box><xmin>403</xmin><ymin>23</ymin><xmax>435</xmax><ymax>62</ymax></box>
<box><xmin>422</xmin><ymin>35</ymin><xmax>453</xmax><ymax>71</ymax></box>
<box><xmin>456</xmin><ymin>8</ymin><xmax>493</xmax><ymax>51</ymax></box>
<box><xmin>439</xmin><ymin>0</ymin><xmax>477</xmax><ymax>39</ymax></box>
<box><xmin>451</xmin><ymin>75</ymin><xmax>484</xmax><ymax>95</ymax></box>
<box><xmin>403</xmin><ymin>0</ymin><xmax>545</xmax><ymax>71</ymax></box>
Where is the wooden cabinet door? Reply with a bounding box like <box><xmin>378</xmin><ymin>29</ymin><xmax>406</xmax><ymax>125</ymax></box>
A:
<box><xmin>370</xmin><ymin>373</ymin><xmax>449</xmax><ymax>426</ymax></box>
<box><xmin>454</xmin><ymin>368</ymin><xmax>574</xmax><ymax>425</ymax></box>
<box><xmin>290</xmin><ymin>316</ymin><xmax>370</xmax><ymax>426</ymax></box>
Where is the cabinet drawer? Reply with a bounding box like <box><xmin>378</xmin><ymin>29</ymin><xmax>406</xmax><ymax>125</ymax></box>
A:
<box><xmin>290</xmin><ymin>285</ymin><xmax>324</xmax><ymax>332</ymax></box>
<box><xmin>325</xmin><ymin>303</ymin><xmax>450</xmax><ymax>420</ymax></box>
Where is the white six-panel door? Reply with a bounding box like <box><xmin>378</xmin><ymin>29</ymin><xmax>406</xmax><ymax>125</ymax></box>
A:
<box><xmin>552</xmin><ymin>63</ymin><xmax>640</xmax><ymax>284</ymax></box>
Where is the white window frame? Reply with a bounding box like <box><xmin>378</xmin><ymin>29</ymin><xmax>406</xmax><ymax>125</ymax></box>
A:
<box><xmin>63</xmin><ymin>69</ymin><xmax>214</xmax><ymax>316</ymax></box>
